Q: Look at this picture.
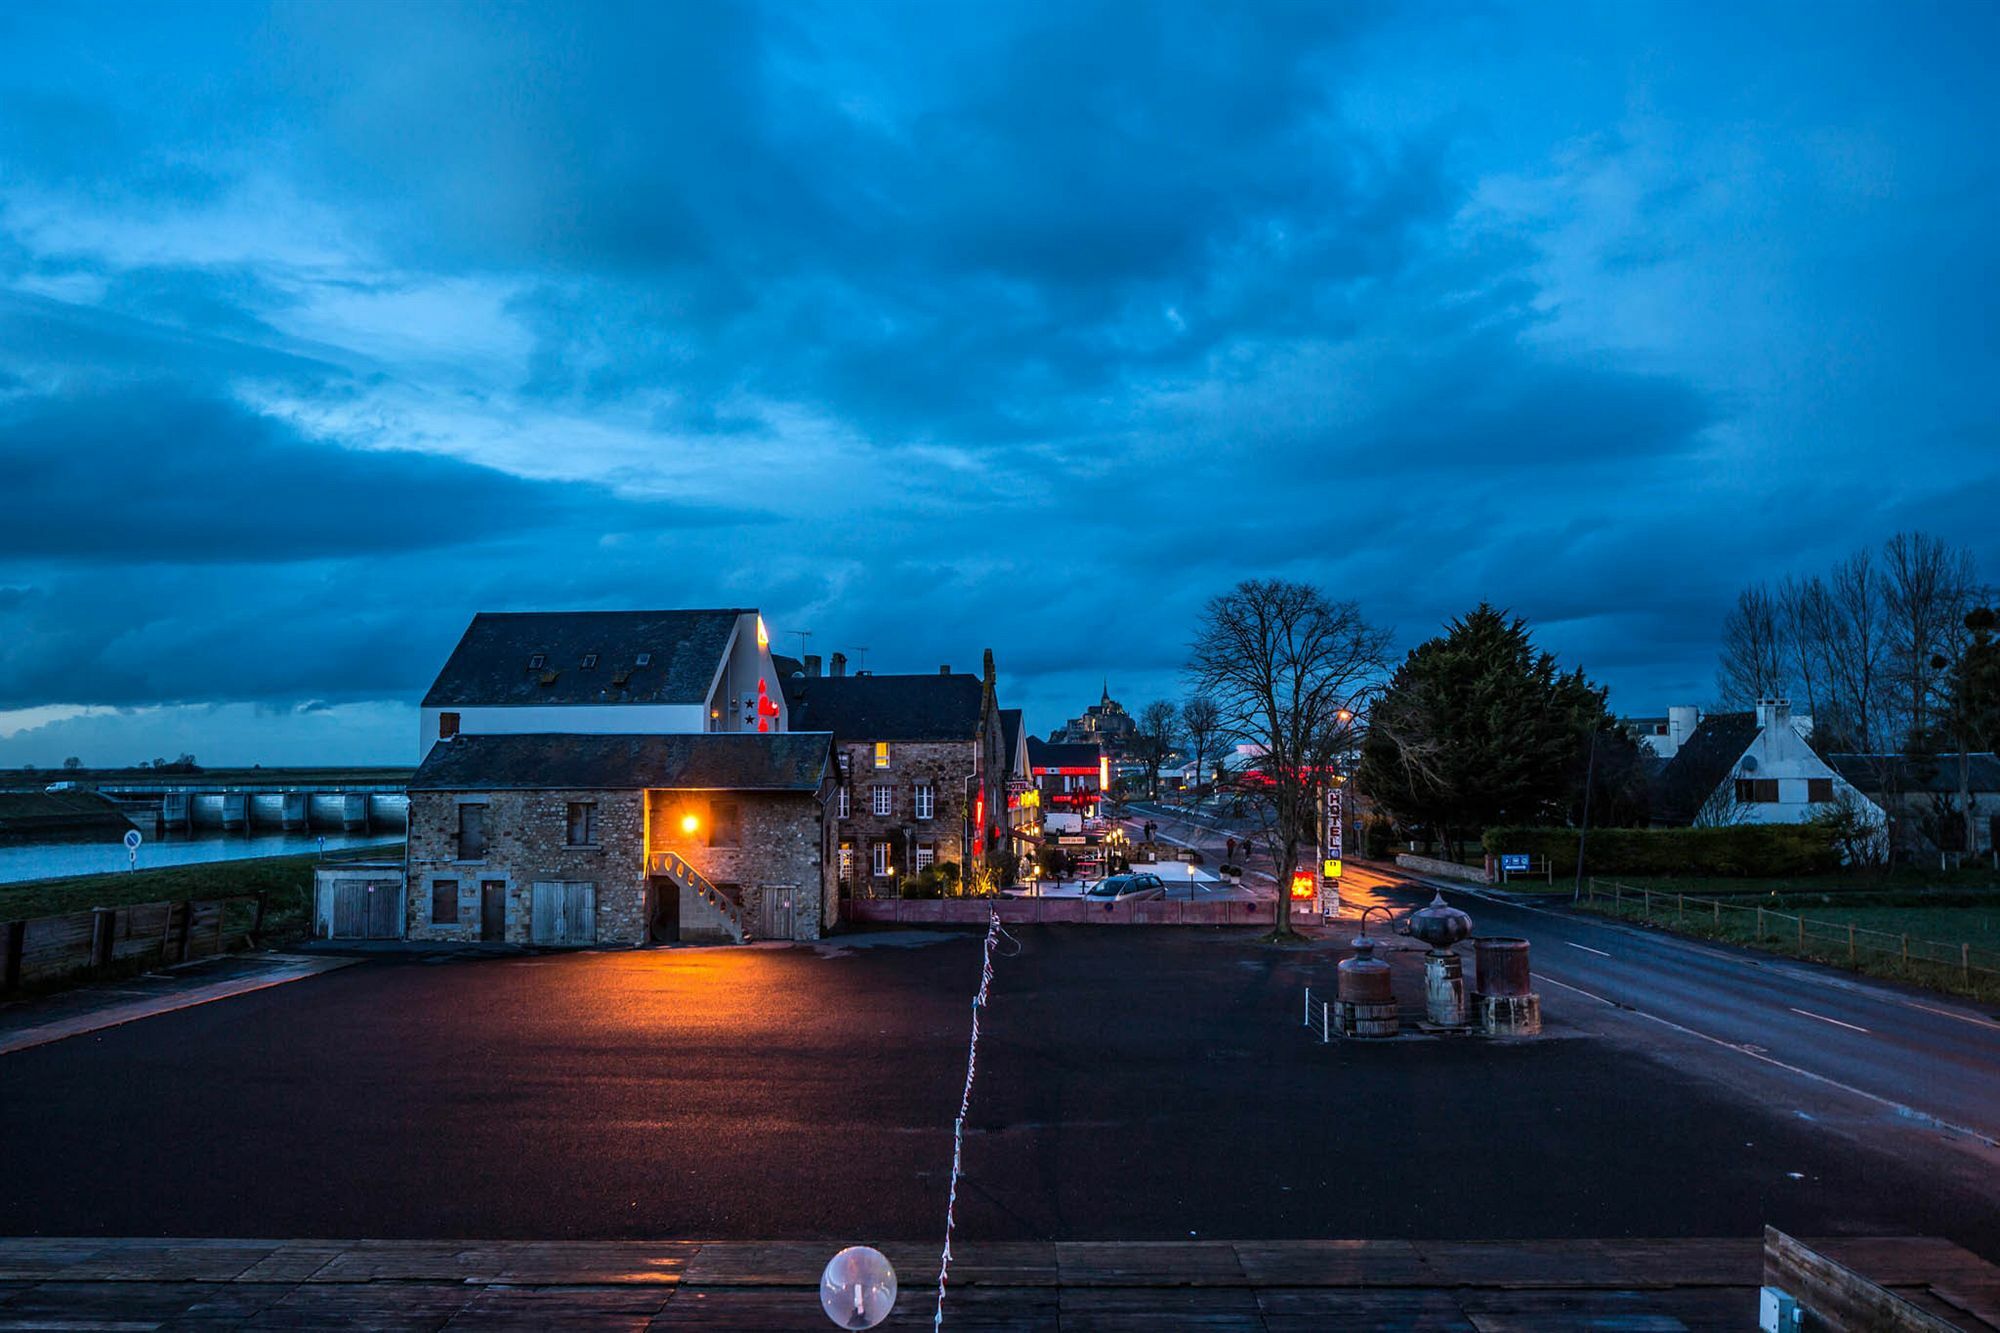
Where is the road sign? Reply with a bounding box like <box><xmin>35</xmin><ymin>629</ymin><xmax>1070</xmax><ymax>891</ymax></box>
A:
<box><xmin>1501</xmin><ymin>853</ymin><xmax>1530</xmax><ymax>873</ymax></box>
<box><xmin>123</xmin><ymin>829</ymin><xmax>142</xmax><ymax>851</ymax></box>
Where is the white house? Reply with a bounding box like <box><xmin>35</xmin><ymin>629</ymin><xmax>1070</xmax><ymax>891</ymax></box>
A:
<box><xmin>418</xmin><ymin>609</ymin><xmax>788</xmax><ymax>757</ymax></box>
<box><xmin>1656</xmin><ymin>699</ymin><xmax>1880</xmax><ymax>829</ymax></box>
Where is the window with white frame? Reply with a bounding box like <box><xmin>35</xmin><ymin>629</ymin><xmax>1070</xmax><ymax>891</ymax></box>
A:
<box><xmin>915</xmin><ymin>843</ymin><xmax>935</xmax><ymax>871</ymax></box>
<box><xmin>871</xmin><ymin>785</ymin><xmax>893</xmax><ymax>817</ymax></box>
<box><xmin>838</xmin><ymin>841</ymin><xmax>854</xmax><ymax>879</ymax></box>
<box><xmin>873</xmin><ymin>741</ymin><xmax>891</xmax><ymax>769</ymax></box>
<box><xmin>871</xmin><ymin>841</ymin><xmax>891</xmax><ymax>877</ymax></box>
<box><xmin>914</xmin><ymin>783</ymin><xmax>935</xmax><ymax>820</ymax></box>
<box><xmin>838</xmin><ymin>786</ymin><xmax>850</xmax><ymax>819</ymax></box>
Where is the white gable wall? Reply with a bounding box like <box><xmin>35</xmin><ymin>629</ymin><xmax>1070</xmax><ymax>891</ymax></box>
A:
<box><xmin>1702</xmin><ymin>702</ymin><xmax>1881</xmax><ymax>827</ymax></box>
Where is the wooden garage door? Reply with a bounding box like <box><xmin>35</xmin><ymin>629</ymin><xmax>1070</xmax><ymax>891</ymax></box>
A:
<box><xmin>530</xmin><ymin>881</ymin><xmax>597</xmax><ymax>945</ymax></box>
<box><xmin>331</xmin><ymin>881</ymin><xmax>404</xmax><ymax>939</ymax></box>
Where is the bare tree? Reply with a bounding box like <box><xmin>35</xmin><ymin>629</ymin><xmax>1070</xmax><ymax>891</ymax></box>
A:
<box><xmin>1778</xmin><ymin>574</ymin><xmax>1834</xmax><ymax>734</ymax></box>
<box><xmin>1188</xmin><ymin>579</ymin><xmax>1389</xmax><ymax>938</ymax></box>
<box><xmin>1717</xmin><ymin>583</ymin><xmax>1787</xmax><ymax>707</ymax></box>
<box><xmin>1179</xmin><ymin>695</ymin><xmax>1227</xmax><ymax>803</ymax></box>
<box><xmin>1823</xmin><ymin>549</ymin><xmax>1886</xmax><ymax>753</ymax></box>
<box><xmin>1136</xmin><ymin>700</ymin><xmax>1180</xmax><ymax>800</ymax></box>
<box><xmin>1882</xmin><ymin>530</ymin><xmax>1978</xmax><ymax>750</ymax></box>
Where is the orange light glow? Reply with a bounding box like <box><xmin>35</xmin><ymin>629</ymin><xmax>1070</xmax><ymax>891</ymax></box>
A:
<box><xmin>680</xmin><ymin>813</ymin><xmax>700</xmax><ymax>835</ymax></box>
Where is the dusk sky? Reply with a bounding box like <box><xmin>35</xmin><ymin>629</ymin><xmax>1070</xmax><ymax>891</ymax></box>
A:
<box><xmin>2</xmin><ymin>1</ymin><xmax>1995</xmax><ymax>767</ymax></box>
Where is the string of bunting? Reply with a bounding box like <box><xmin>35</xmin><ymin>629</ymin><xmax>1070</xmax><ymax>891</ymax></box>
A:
<box><xmin>933</xmin><ymin>908</ymin><xmax>1018</xmax><ymax>1330</ymax></box>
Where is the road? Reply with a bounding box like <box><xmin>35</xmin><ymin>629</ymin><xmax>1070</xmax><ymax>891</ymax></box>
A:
<box><xmin>1122</xmin><ymin>801</ymin><xmax>2000</xmax><ymax>1151</ymax></box>
<box><xmin>1351</xmin><ymin>863</ymin><xmax>2000</xmax><ymax>1144</ymax></box>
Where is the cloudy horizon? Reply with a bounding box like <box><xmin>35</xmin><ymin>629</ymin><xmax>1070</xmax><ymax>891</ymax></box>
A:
<box><xmin>3</xmin><ymin>0</ymin><xmax>1996</xmax><ymax>767</ymax></box>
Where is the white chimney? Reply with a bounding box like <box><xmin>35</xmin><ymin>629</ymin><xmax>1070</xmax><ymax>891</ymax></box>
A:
<box><xmin>1756</xmin><ymin>698</ymin><xmax>1791</xmax><ymax>732</ymax></box>
<box><xmin>1668</xmin><ymin>705</ymin><xmax>1700</xmax><ymax>750</ymax></box>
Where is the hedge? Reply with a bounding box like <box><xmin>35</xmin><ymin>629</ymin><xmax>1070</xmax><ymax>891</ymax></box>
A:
<box><xmin>1482</xmin><ymin>823</ymin><xmax>1842</xmax><ymax>877</ymax></box>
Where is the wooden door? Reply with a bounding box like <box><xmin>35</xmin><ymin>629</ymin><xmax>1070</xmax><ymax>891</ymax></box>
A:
<box><xmin>480</xmin><ymin>881</ymin><xmax>506</xmax><ymax>942</ymax></box>
<box><xmin>365</xmin><ymin>881</ymin><xmax>403</xmax><ymax>939</ymax></box>
<box><xmin>531</xmin><ymin>882</ymin><xmax>596</xmax><ymax>944</ymax></box>
<box><xmin>759</xmin><ymin>886</ymin><xmax>796</xmax><ymax>940</ymax></box>
<box><xmin>331</xmin><ymin>882</ymin><xmax>367</xmax><ymax>938</ymax></box>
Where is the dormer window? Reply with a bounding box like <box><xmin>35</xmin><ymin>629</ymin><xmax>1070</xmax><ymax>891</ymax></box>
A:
<box><xmin>581</xmin><ymin>653</ymin><xmax>598</xmax><ymax>669</ymax></box>
<box><xmin>528</xmin><ymin>654</ymin><xmax>545</xmax><ymax>670</ymax></box>
<box><xmin>636</xmin><ymin>653</ymin><xmax>651</xmax><ymax>666</ymax></box>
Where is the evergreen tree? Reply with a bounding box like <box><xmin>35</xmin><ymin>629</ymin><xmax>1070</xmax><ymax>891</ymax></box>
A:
<box><xmin>1953</xmin><ymin>607</ymin><xmax>2000</xmax><ymax>752</ymax></box>
<box><xmin>1358</xmin><ymin>604</ymin><xmax>1629</xmax><ymax>857</ymax></box>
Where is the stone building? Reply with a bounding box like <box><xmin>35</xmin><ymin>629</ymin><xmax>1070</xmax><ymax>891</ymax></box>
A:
<box><xmin>405</xmin><ymin>729</ymin><xmax>836</xmax><ymax>944</ymax></box>
<box><xmin>783</xmin><ymin>652</ymin><xmax>1009</xmax><ymax>895</ymax></box>
<box><xmin>1048</xmin><ymin>682</ymin><xmax>1139</xmax><ymax>754</ymax></box>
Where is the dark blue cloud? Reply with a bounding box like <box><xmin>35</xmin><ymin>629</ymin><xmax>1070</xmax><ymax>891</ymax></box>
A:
<box><xmin>0</xmin><ymin>0</ymin><xmax>1997</xmax><ymax>760</ymax></box>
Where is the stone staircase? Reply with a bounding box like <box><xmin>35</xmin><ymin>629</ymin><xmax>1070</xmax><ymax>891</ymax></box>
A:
<box><xmin>650</xmin><ymin>852</ymin><xmax>746</xmax><ymax>943</ymax></box>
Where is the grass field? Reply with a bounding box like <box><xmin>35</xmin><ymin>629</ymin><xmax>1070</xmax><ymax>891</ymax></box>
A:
<box><xmin>1579</xmin><ymin>876</ymin><xmax>2000</xmax><ymax>1003</ymax></box>
<box><xmin>0</xmin><ymin>843</ymin><xmax>405</xmax><ymax>945</ymax></box>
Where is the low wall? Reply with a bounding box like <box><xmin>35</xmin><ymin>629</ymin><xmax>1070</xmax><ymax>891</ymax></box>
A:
<box><xmin>3</xmin><ymin>894</ymin><xmax>264</xmax><ymax>990</ymax></box>
<box><xmin>848</xmin><ymin>897</ymin><xmax>1281</xmax><ymax>927</ymax></box>
<box><xmin>1394</xmin><ymin>853</ymin><xmax>1493</xmax><ymax>885</ymax></box>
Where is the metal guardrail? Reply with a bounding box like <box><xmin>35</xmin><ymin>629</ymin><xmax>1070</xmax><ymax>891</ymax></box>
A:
<box><xmin>1582</xmin><ymin>877</ymin><xmax>1999</xmax><ymax>994</ymax></box>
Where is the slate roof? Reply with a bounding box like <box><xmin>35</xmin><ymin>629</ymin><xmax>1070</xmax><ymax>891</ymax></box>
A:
<box><xmin>422</xmin><ymin>610</ymin><xmax>747</xmax><ymax>708</ymax></box>
<box><xmin>998</xmin><ymin>708</ymin><xmax>1025</xmax><ymax>762</ymax></box>
<box><xmin>1653</xmin><ymin>711</ymin><xmax>1761</xmax><ymax>823</ymax></box>
<box><xmin>1027</xmin><ymin>737</ymin><xmax>1102</xmax><ymax>772</ymax></box>
<box><xmin>1827</xmin><ymin>752</ymin><xmax>2000</xmax><ymax>795</ymax></box>
<box><xmin>409</xmin><ymin>732</ymin><xmax>833</xmax><ymax>792</ymax></box>
<box><xmin>781</xmin><ymin>673</ymin><xmax>986</xmax><ymax>742</ymax></box>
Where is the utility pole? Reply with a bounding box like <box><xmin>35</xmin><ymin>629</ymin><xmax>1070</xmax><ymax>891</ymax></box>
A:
<box><xmin>1573</xmin><ymin>728</ymin><xmax>1598</xmax><ymax>903</ymax></box>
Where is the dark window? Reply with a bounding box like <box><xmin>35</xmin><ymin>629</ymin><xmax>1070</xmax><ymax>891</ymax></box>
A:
<box><xmin>710</xmin><ymin>799</ymin><xmax>740</xmax><ymax>847</ymax></box>
<box><xmin>567</xmin><ymin>802</ymin><xmax>600</xmax><ymax>846</ymax></box>
<box><xmin>1735</xmin><ymin>778</ymin><xmax>1780</xmax><ymax>804</ymax></box>
<box><xmin>582</xmin><ymin>653</ymin><xmax>598</xmax><ymax>669</ymax></box>
<box><xmin>432</xmin><ymin>879</ymin><xmax>459</xmax><ymax>924</ymax></box>
<box><xmin>456</xmin><ymin>804</ymin><xmax>486</xmax><ymax>859</ymax></box>
<box><xmin>438</xmin><ymin>711</ymin><xmax>460</xmax><ymax>740</ymax></box>
<box><xmin>1807</xmin><ymin>778</ymin><xmax>1834</xmax><ymax>803</ymax></box>
<box><xmin>528</xmin><ymin>654</ymin><xmax>545</xmax><ymax>669</ymax></box>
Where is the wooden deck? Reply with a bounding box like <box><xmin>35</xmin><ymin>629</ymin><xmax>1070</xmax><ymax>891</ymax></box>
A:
<box><xmin>0</xmin><ymin>1235</ymin><xmax>1994</xmax><ymax>1329</ymax></box>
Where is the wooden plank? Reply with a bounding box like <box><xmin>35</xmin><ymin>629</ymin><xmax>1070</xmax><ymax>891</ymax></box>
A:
<box><xmin>1258</xmin><ymin>1287</ymin><xmax>1476</xmax><ymax>1332</ymax></box>
<box><xmin>1766</xmin><ymin>1227</ymin><xmax>1962</xmax><ymax>1333</ymax></box>
<box><xmin>1812</xmin><ymin>1235</ymin><xmax>2000</xmax><ymax>1286</ymax></box>
<box><xmin>446</xmin><ymin>1281</ymin><xmax>674</xmax><ymax>1329</ymax></box>
<box><xmin>1055</xmin><ymin>1241</ymin><xmax>1249</xmax><ymax>1286</ymax></box>
<box><xmin>1929</xmin><ymin>1280</ymin><xmax>2000</xmax><ymax>1331</ymax></box>
<box><xmin>1234</xmin><ymin>1239</ymin><xmax>1428</xmax><ymax>1287</ymax></box>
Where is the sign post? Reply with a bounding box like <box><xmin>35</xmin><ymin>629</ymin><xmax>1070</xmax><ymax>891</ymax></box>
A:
<box><xmin>1500</xmin><ymin>852</ymin><xmax>1530</xmax><ymax>882</ymax></box>
<box><xmin>1319</xmin><ymin>786</ymin><xmax>1344</xmax><ymax>917</ymax></box>
<box><xmin>123</xmin><ymin>828</ymin><xmax>142</xmax><ymax>872</ymax></box>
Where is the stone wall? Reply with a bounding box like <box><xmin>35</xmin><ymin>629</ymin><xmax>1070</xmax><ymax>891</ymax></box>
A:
<box><xmin>645</xmin><ymin>788</ymin><xmax>832</xmax><ymax>940</ymax></box>
<box><xmin>406</xmin><ymin>788</ymin><xmax>649</xmax><ymax>944</ymax></box>
<box><xmin>833</xmin><ymin>738</ymin><xmax>984</xmax><ymax>891</ymax></box>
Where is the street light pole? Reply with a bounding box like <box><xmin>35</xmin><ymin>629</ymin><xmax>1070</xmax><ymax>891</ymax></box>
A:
<box><xmin>1573</xmin><ymin>728</ymin><xmax>1598</xmax><ymax>903</ymax></box>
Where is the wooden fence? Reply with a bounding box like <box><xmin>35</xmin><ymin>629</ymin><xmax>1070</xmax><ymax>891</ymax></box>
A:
<box><xmin>1582</xmin><ymin>878</ymin><xmax>1998</xmax><ymax>996</ymax></box>
<box><xmin>1</xmin><ymin>894</ymin><xmax>265</xmax><ymax>991</ymax></box>
<box><xmin>847</xmin><ymin>896</ymin><xmax>1280</xmax><ymax>926</ymax></box>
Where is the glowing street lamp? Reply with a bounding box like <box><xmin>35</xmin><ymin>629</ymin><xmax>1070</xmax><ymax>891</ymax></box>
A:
<box><xmin>680</xmin><ymin>813</ymin><xmax>700</xmax><ymax>836</ymax></box>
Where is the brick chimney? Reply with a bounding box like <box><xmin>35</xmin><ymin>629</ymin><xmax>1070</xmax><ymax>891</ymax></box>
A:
<box><xmin>983</xmin><ymin>647</ymin><xmax>995</xmax><ymax>690</ymax></box>
<box><xmin>803</xmin><ymin>654</ymin><xmax>822</xmax><ymax>678</ymax></box>
<box><xmin>830</xmin><ymin>651</ymin><xmax>847</xmax><ymax>677</ymax></box>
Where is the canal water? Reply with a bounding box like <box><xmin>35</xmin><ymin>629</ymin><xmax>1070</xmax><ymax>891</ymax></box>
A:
<box><xmin>0</xmin><ymin>833</ymin><xmax>403</xmax><ymax>885</ymax></box>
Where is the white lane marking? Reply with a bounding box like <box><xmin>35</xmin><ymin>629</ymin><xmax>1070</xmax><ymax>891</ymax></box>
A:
<box><xmin>1532</xmin><ymin>970</ymin><xmax>1998</xmax><ymax>1150</ymax></box>
<box><xmin>1789</xmin><ymin>1007</ymin><xmax>1870</xmax><ymax>1035</ymax></box>
<box><xmin>1565</xmin><ymin>941</ymin><xmax>1611</xmax><ymax>957</ymax></box>
<box><xmin>1896</xmin><ymin>999</ymin><xmax>2000</xmax><ymax>1033</ymax></box>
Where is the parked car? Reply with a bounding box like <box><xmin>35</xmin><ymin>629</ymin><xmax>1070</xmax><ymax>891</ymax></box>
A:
<box><xmin>43</xmin><ymin>781</ymin><xmax>79</xmax><ymax>793</ymax></box>
<box><xmin>1084</xmin><ymin>872</ymin><xmax>1166</xmax><ymax>903</ymax></box>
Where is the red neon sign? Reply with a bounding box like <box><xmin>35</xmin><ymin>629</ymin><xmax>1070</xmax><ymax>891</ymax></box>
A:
<box><xmin>1289</xmin><ymin>870</ymin><xmax>1316</xmax><ymax>901</ymax></box>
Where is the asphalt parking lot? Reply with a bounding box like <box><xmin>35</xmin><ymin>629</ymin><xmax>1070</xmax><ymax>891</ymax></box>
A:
<box><xmin>3</xmin><ymin>926</ymin><xmax>1998</xmax><ymax>1254</ymax></box>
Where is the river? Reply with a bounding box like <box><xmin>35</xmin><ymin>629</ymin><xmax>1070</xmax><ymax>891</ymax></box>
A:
<box><xmin>0</xmin><ymin>832</ymin><xmax>403</xmax><ymax>885</ymax></box>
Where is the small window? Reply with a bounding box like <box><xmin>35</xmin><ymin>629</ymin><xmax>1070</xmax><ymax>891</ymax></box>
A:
<box><xmin>1735</xmin><ymin>778</ymin><xmax>1780</xmax><ymax>804</ymax></box>
<box><xmin>438</xmin><ymin>711</ymin><xmax>460</xmax><ymax>740</ymax></box>
<box><xmin>635</xmin><ymin>652</ymin><xmax>650</xmax><ymax>666</ymax></box>
<box><xmin>456</xmin><ymin>803</ymin><xmax>486</xmax><ymax>860</ymax></box>
<box><xmin>528</xmin><ymin>654</ymin><xmax>545</xmax><ymax>670</ymax></box>
<box><xmin>567</xmin><ymin>801</ymin><xmax>600</xmax><ymax>846</ymax></box>
<box><xmin>871</xmin><ymin>785</ymin><xmax>893</xmax><ymax>817</ymax></box>
<box><xmin>914</xmin><ymin>783</ymin><xmax>936</xmax><ymax>820</ymax></box>
<box><xmin>431</xmin><ymin>879</ymin><xmax>459</xmax><ymax>924</ymax></box>
<box><xmin>837</xmin><ymin>786</ymin><xmax>850</xmax><ymax>820</ymax></box>
<box><xmin>915</xmin><ymin>843</ymin><xmax>935</xmax><ymax>871</ymax></box>
<box><xmin>711</xmin><ymin>799</ymin><xmax>740</xmax><ymax>848</ymax></box>
<box><xmin>871</xmin><ymin>841</ymin><xmax>891</xmax><ymax>877</ymax></box>
<box><xmin>581</xmin><ymin>653</ymin><xmax>598</xmax><ymax>669</ymax></box>
<box><xmin>838</xmin><ymin>841</ymin><xmax>854</xmax><ymax>879</ymax></box>
<box><xmin>1807</xmin><ymin>777</ymin><xmax>1834</xmax><ymax>803</ymax></box>
<box><xmin>874</xmin><ymin>742</ymin><xmax>891</xmax><ymax>769</ymax></box>
<box><xmin>838</xmin><ymin>752</ymin><xmax>851</xmax><ymax>778</ymax></box>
